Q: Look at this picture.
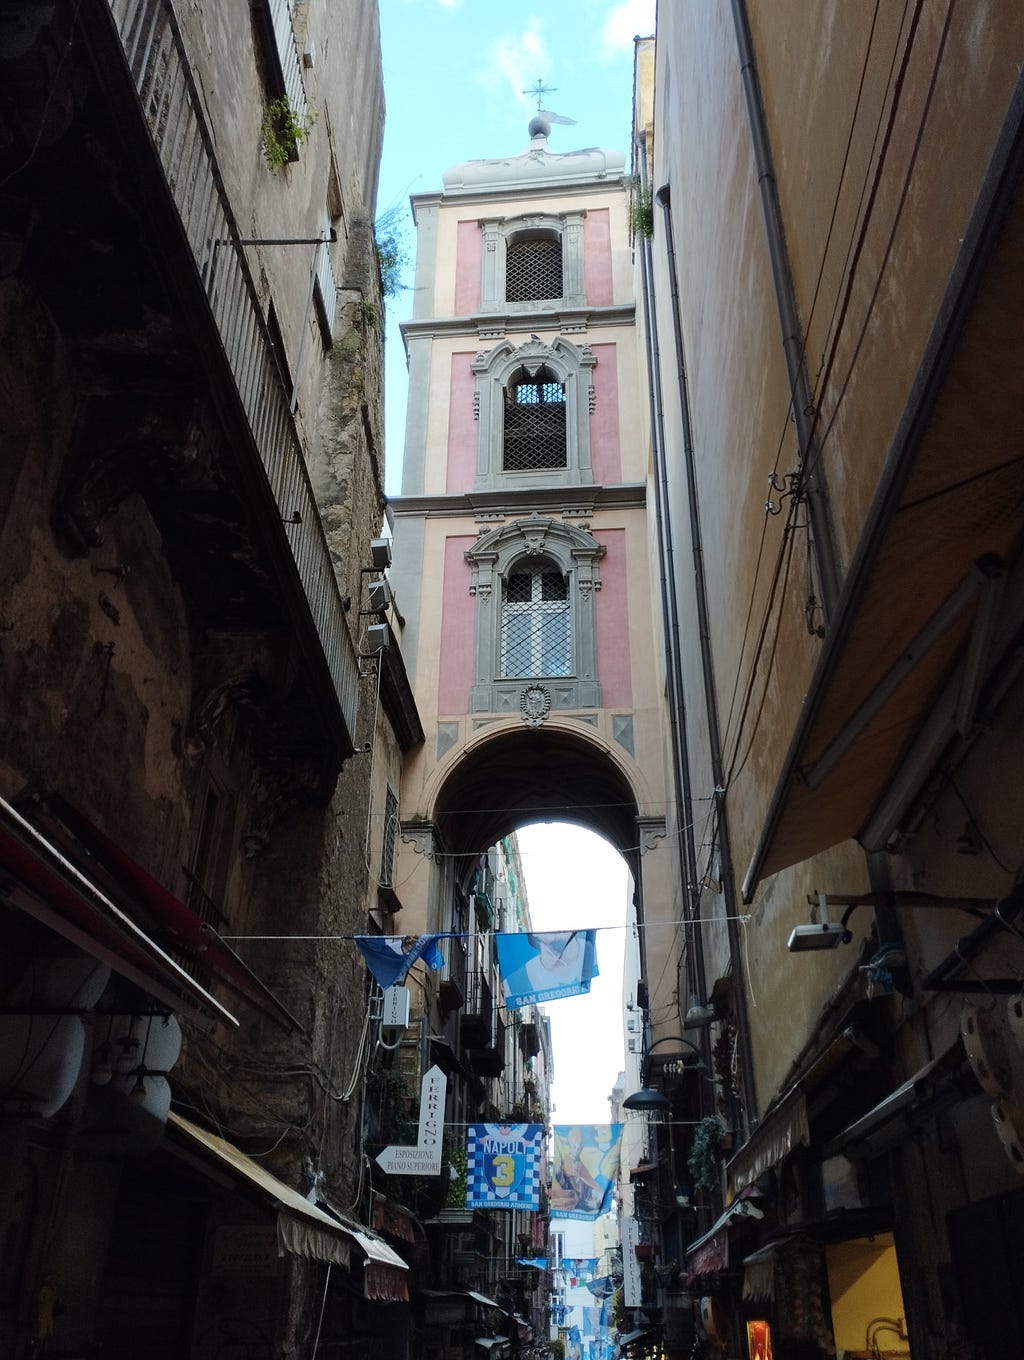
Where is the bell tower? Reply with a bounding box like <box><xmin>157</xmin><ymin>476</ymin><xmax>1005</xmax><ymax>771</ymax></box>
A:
<box><xmin>388</xmin><ymin>115</ymin><xmax>678</xmax><ymax>1012</ymax></box>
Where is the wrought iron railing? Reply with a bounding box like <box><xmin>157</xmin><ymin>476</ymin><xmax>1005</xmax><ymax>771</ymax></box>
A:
<box><xmin>103</xmin><ymin>0</ymin><xmax>360</xmax><ymax>743</ymax></box>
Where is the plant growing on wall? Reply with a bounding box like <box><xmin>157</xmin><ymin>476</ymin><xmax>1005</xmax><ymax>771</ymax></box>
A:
<box><xmin>687</xmin><ymin>1115</ymin><xmax>727</xmax><ymax>1192</ymax></box>
<box><xmin>261</xmin><ymin>96</ymin><xmax>317</xmax><ymax>170</ymax></box>
<box><xmin>374</xmin><ymin>204</ymin><xmax>411</xmax><ymax>298</ymax></box>
<box><xmin>444</xmin><ymin>1135</ymin><xmax>468</xmax><ymax>1208</ymax></box>
<box><xmin>629</xmin><ymin>177</ymin><xmax>654</xmax><ymax>239</ymax></box>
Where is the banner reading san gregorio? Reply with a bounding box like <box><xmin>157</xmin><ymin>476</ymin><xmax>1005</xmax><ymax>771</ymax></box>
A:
<box><xmin>548</xmin><ymin>1124</ymin><xmax>623</xmax><ymax>1220</ymax></box>
<box><xmin>466</xmin><ymin>1124</ymin><xmax>544</xmax><ymax>1210</ymax></box>
<box><xmin>495</xmin><ymin>929</ymin><xmax>599</xmax><ymax>1010</ymax></box>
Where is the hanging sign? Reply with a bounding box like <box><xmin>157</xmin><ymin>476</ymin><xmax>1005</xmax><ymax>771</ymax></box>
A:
<box><xmin>375</xmin><ymin>1064</ymin><xmax>447</xmax><ymax>1176</ymax></box>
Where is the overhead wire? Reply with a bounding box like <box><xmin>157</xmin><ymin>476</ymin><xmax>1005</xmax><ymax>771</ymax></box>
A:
<box><xmin>689</xmin><ymin>5</ymin><xmax>914</xmax><ymax>847</ymax></box>
<box><xmin>800</xmin><ymin>0</ymin><xmax>952</xmax><ymax>490</ymax></box>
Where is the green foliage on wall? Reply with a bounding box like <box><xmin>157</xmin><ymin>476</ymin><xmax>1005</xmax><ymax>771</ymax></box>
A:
<box><xmin>374</xmin><ymin>204</ymin><xmax>411</xmax><ymax>298</ymax></box>
<box><xmin>261</xmin><ymin>97</ymin><xmax>317</xmax><ymax>171</ymax></box>
<box><xmin>444</xmin><ymin>1137</ymin><xmax>469</xmax><ymax>1208</ymax></box>
<box><xmin>687</xmin><ymin>1115</ymin><xmax>727</xmax><ymax>1192</ymax></box>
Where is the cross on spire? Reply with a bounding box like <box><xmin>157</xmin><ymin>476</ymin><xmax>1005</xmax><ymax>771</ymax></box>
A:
<box><xmin>523</xmin><ymin>79</ymin><xmax>557</xmax><ymax>112</ymax></box>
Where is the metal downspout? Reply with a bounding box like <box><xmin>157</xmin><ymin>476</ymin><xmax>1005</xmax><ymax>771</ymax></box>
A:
<box><xmin>655</xmin><ymin>186</ymin><xmax>758</xmax><ymax>1128</ymax></box>
<box><xmin>730</xmin><ymin>0</ymin><xmax>842</xmax><ymax>621</ymax></box>
<box><xmin>636</xmin><ymin>153</ymin><xmax>708</xmax><ymax>1024</ymax></box>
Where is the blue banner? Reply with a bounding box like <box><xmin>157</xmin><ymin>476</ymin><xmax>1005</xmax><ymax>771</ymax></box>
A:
<box><xmin>495</xmin><ymin>930</ymin><xmax>599</xmax><ymax>1009</ymax></box>
<box><xmin>549</xmin><ymin>1124</ymin><xmax>622</xmax><ymax>1220</ymax></box>
<box><xmin>354</xmin><ymin>934</ymin><xmax>445</xmax><ymax>989</ymax></box>
<box><xmin>466</xmin><ymin>1124</ymin><xmax>543</xmax><ymax>1210</ymax></box>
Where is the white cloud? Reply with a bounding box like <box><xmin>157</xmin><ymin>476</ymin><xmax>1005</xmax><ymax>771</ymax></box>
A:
<box><xmin>598</xmin><ymin>0</ymin><xmax>656</xmax><ymax>62</ymax></box>
<box><xmin>476</xmin><ymin>16</ymin><xmax>551</xmax><ymax>117</ymax></box>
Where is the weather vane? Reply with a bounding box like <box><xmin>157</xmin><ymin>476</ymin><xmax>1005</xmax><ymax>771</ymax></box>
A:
<box><xmin>523</xmin><ymin>80</ymin><xmax>557</xmax><ymax>112</ymax></box>
<box><xmin>522</xmin><ymin>79</ymin><xmax>578</xmax><ymax>128</ymax></box>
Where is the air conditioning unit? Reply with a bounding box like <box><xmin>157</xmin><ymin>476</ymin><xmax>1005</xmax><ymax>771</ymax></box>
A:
<box><xmin>627</xmin><ymin>1037</ymin><xmax>642</xmax><ymax>1054</ymax></box>
<box><xmin>365</xmin><ymin>623</ymin><xmax>389</xmax><ymax>654</ymax></box>
<box><xmin>369</xmin><ymin>537</ymin><xmax>392</xmax><ymax>570</ymax></box>
<box><xmin>367</xmin><ymin>579</ymin><xmax>392</xmax><ymax>613</ymax></box>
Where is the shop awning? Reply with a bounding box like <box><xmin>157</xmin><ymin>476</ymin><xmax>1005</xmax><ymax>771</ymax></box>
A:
<box><xmin>167</xmin><ymin>1112</ymin><xmax>409</xmax><ymax>1298</ymax></box>
<box><xmin>468</xmin><ymin>1291</ymin><xmax>502</xmax><ymax>1309</ymax></box>
<box><xmin>474</xmin><ymin>1338</ymin><xmax>509</xmax><ymax>1353</ymax></box>
<box><xmin>726</xmin><ymin>1086</ymin><xmax>809</xmax><ymax>1199</ymax></box>
<box><xmin>0</xmin><ymin>795</ymin><xmax>236</xmax><ymax>1028</ymax></box>
<box><xmin>742</xmin><ymin>117</ymin><xmax>1024</xmax><ymax>896</ymax></box>
<box><xmin>741</xmin><ymin>1243</ymin><xmax>778</xmax><ymax>1302</ymax></box>
<box><xmin>320</xmin><ymin>1198</ymin><xmax>409</xmax><ymax>1302</ymax></box>
<box><xmin>685</xmin><ymin>1196</ymin><xmax>762</xmax><ymax>1279</ymax></box>
<box><xmin>822</xmin><ymin>1041</ymin><xmax>971</xmax><ymax>1159</ymax></box>
<box><xmin>168</xmin><ymin>1111</ymin><xmax>353</xmax><ymax>1267</ymax></box>
<box><xmin>373</xmin><ymin>1195</ymin><xmax>419</xmax><ymax>1243</ymax></box>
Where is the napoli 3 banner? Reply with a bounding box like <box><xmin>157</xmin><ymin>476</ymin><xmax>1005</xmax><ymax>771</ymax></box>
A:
<box><xmin>549</xmin><ymin>1124</ymin><xmax>622</xmax><ymax>1219</ymax></box>
<box><xmin>466</xmin><ymin>1123</ymin><xmax>543</xmax><ymax>1210</ymax></box>
<box><xmin>495</xmin><ymin>930</ymin><xmax>599</xmax><ymax>1010</ymax></box>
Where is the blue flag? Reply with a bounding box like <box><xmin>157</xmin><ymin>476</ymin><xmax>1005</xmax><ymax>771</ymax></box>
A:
<box><xmin>466</xmin><ymin>1123</ymin><xmax>543</xmax><ymax>1210</ymax></box>
<box><xmin>549</xmin><ymin>1124</ymin><xmax>623</xmax><ymax>1220</ymax></box>
<box><xmin>354</xmin><ymin>934</ymin><xmax>445</xmax><ymax>988</ymax></box>
<box><xmin>495</xmin><ymin>929</ymin><xmax>598</xmax><ymax>1009</ymax></box>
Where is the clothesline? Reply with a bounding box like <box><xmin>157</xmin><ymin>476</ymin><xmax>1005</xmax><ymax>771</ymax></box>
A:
<box><xmin>220</xmin><ymin>915</ymin><xmax>751</xmax><ymax>941</ymax></box>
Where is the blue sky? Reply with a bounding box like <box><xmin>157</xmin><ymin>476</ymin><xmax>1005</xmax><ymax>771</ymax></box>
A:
<box><xmin>376</xmin><ymin>0</ymin><xmax>656</xmax><ymax>493</ymax></box>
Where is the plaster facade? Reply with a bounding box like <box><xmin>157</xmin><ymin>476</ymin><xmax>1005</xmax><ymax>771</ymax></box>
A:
<box><xmin>638</xmin><ymin>4</ymin><xmax>1024</xmax><ymax>1357</ymax></box>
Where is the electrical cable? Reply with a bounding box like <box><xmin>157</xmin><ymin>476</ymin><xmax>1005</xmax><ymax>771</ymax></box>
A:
<box><xmin>801</xmin><ymin>0</ymin><xmax>953</xmax><ymax>489</ymax></box>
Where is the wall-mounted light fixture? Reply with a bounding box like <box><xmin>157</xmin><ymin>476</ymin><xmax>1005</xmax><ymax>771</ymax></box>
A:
<box><xmin>788</xmin><ymin>888</ymin><xmax>1001</xmax><ymax>957</ymax></box>
<box><xmin>623</xmin><ymin>1035</ymin><xmax>707</xmax><ymax>1111</ymax></box>
<box><xmin>683</xmin><ymin>995</ymin><xmax>725</xmax><ymax>1030</ymax></box>
<box><xmin>787</xmin><ymin>892</ymin><xmax>850</xmax><ymax>953</ymax></box>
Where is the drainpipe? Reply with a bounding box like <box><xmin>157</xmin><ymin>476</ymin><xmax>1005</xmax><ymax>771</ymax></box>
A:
<box><xmin>635</xmin><ymin>145</ymin><xmax>707</xmax><ymax>1023</ymax></box>
<box><xmin>655</xmin><ymin>185</ymin><xmax>758</xmax><ymax>1130</ymax></box>
<box><xmin>730</xmin><ymin>0</ymin><xmax>841</xmax><ymax>622</ymax></box>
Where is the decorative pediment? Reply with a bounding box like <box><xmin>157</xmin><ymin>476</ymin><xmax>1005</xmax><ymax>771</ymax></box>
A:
<box><xmin>464</xmin><ymin>511</ymin><xmax>605</xmax><ymax>591</ymax></box>
<box><xmin>470</xmin><ymin>334</ymin><xmax>596</xmax><ymax>382</ymax></box>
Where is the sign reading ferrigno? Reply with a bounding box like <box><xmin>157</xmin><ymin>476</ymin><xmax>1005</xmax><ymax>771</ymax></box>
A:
<box><xmin>375</xmin><ymin>1064</ymin><xmax>447</xmax><ymax>1176</ymax></box>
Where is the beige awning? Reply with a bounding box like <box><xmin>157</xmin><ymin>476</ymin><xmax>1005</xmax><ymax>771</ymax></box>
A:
<box><xmin>168</xmin><ymin>1112</ymin><xmax>353</xmax><ymax>1268</ymax></box>
<box><xmin>169</xmin><ymin>1112</ymin><xmax>410</xmax><ymax>1297</ymax></box>
<box><xmin>743</xmin><ymin>137</ymin><xmax>1024</xmax><ymax>896</ymax></box>
<box><xmin>726</xmin><ymin>1087</ymin><xmax>809</xmax><ymax>1199</ymax></box>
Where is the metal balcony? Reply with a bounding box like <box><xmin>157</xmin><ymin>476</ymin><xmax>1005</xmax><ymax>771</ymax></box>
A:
<box><xmin>102</xmin><ymin>0</ymin><xmax>360</xmax><ymax>754</ymax></box>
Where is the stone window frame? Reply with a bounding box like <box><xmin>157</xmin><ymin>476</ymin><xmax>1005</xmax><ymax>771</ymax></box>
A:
<box><xmin>479</xmin><ymin>211</ymin><xmax>586</xmax><ymax>313</ymax></box>
<box><xmin>465</xmin><ymin>513</ymin><xmax>605</xmax><ymax>714</ymax></box>
<box><xmin>472</xmin><ymin>336</ymin><xmax>596</xmax><ymax>493</ymax></box>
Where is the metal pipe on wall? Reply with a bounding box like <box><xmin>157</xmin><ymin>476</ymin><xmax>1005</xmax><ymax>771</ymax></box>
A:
<box><xmin>654</xmin><ymin>184</ymin><xmax>758</xmax><ymax>1130</ymax></box>
<box><xmin>730</xmin><ymin>0</ymin><xmax>842</xmax><ymax>622</ymax></box>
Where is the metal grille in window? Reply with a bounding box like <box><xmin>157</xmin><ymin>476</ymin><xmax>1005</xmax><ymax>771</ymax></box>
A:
<box><xmin>501</xmin><ymin>569</ymin><xmax>572</xmax><ymax>677</ymax></box>
<box><xmin>506</xmin><ymin>235</ymin><xmax>563</xmax><ymax>302</ymax></box>
<box><xmin>380</xmin><ymin>786</ymin><xmax>398</xmax><ymax>888</ymax></box>
<box><xmin>503</xmin><ymin>378</ymin><xmax>566</xmax><ymax>471</ymax></box>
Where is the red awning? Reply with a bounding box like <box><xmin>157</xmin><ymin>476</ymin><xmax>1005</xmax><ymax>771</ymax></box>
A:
<box><xmin>28</xmin><ymin>793</ymin><xmax>302</xmax><ymax>1033</ymax></box>
<box><xmin>0</xmin><ymin>795</ymin><xmax>235</xmax><ymax>1027</ymax></box>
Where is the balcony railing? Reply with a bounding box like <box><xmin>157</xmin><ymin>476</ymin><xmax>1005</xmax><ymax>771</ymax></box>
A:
<box><xmin>103</xmin><ymin>0</ymin><xmax>360</xmax><ymax>747</ymax></box>
<box><xmin>461</xmin><ymin>969</ymin><xmax>495</xmax><ymax>1049</ymax></box>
